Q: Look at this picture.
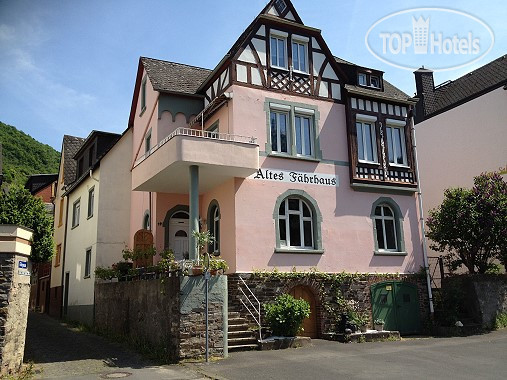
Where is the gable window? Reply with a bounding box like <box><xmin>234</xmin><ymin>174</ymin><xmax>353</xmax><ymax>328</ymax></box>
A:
<box><xmin>72</xmin><ymin>199</ymin><xmax>80</xmax><ymax>228</ymax></box>
<box><xmin>270</xmin><ymin>33</ymin><xmax>287</xmax><ymax>69</ymax></box>
<box><xmin>371</xmin><ymin>197</ymin><xmax>406</xmax><ymax>255</ymax></box>
<box><xmin>145</xmin><ymin>130</ymin><xmax>152</xmax><ymax>155</ymax></box>
<box><xmin>358</xmin><ymin>72</ymin><xmax>381</xmax><ymax>88</ymax></box>
<box><xmin>84</xmin><ymin>248</ymin><xmax>92</xmax><ymax>278</ymax></box>
<box><xmin>87</xmin><ymin>187</ymin><xmax>94</xmax><ymax>218</ymax></box>
<box><xmin>273</xmin><ymin>190</ymin><xmax>323</xmax><ymax>254</ymax></box>
<box><xmin>207</xmin><ymin>201</ymin><xmax>220</xmax><ymax>254</ymax></box>
<box><xmin>356</xmin><ymin>117</ymin><xmax>378</xmax><ymax>163</ymax></box>
<box><xmin>141</xmin><ymin>76</ymin><xmax>147</xmax><ymax>112</ymax></box>
<box><xmin>292</xmin><ymin>40</ymin><xmax>307</xmax><ymax>73</ymax></box>
<box><xmin>270</xmin><ymin>109</ymin><xmax>289</xmax><ymax>153</ymax></box>
<box><xmin>386</xmin><ymin>121</ymin><xmax>408</xmax><ymax>166</ymax></box>
<box><xmin>58</xmin><ymin>198</ymin><xmax>64</xmax><ymax>227</ymax></box>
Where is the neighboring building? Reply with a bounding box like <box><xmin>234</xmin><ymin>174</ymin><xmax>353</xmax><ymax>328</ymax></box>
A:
<box><xmin>61</xmin><ymin>130</ymin><xmax>132</xmax><ymax>324</ymax></box>
<box><xmin>25</xmin><ymin>173</ymin><xmax>58</xmax><ymax>313</ymax></box>
<box><xmin>50</xmin><ymin>135</ymin><xmax>85</xmax><ymax>317</ymax></box>
<box><xmin>126</xmin><ymin>0</ymin><xmax>428</xmax><ymax>335</ymax></box>
<box><xmin>414</xmin><ymin>55</ymin><xmax>507</xmax><ymax>267</ymax></box>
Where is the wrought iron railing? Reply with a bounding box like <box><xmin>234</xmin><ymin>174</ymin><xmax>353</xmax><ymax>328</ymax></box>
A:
<box><xmin>237</xmin><ymin>275</ymin><xmax>262</xmax><ymax>341</ymax></box>
<box><xmin>134</xmin><ymin>127</ymin><xmax>257</xmax><ymax>167</ymax></box>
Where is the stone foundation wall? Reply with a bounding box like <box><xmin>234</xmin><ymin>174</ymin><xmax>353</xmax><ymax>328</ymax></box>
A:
<box><xmin>0</xmin><ymin>254</ymin><xmax>31</xmax><ymax>375</ymax></box>
<box><xmin>228</xmin><ymin>273</ymin><xmax>428</xmax><ymax>336</ymax></box>
<box><xmin>443</xmin><ymin>274</ymin><xmax>507</xmax><ymax>328</ymax></box>
<box><xmin>94</xmin><ymin>274</ymin><xmax>227</xmax><ymax>362</ymax></box>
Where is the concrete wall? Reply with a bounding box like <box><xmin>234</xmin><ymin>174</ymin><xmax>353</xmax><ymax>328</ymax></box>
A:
<box><xmin>0</xmin><ymin>226</ymin><xmax>33</xmax><ymax>375</ymax></box>
<box><xmin>94</xmin><ymin>275</ymin><xmax>227</xmax><ymax>361</ymax></box>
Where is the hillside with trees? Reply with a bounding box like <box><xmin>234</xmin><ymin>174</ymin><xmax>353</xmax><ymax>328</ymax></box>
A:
<box><xmin>0</xmin><ymin>121</ymin><xmax>60</xmax><ymax>188</ymax></box>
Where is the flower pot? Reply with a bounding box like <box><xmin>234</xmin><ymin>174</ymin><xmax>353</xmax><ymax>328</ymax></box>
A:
<box><xmin>360</xmin><ymin>325</ymin><xmax>368</xmax><ymax>333</ymax></box>
<box><xmin>191</xmin><ymin>266</ymin><xmax>203</xmax><ymax>276</ymax></box>
<box><xmin>375</xmin><ymin>324</ymin><xmax>384</xmax><ymax>331</ymax></box>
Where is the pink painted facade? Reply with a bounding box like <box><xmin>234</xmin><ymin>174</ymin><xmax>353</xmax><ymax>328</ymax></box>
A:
<box><xmin>127</xmin><ymin>1</ymin><xmax>425</xmax><ymax>275</ymax></box>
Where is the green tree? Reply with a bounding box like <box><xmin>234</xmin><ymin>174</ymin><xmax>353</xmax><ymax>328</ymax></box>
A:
<box><xmin>0</xmin><ymin>186</ymin><xmax>54</xmax><ymax>263</ymax></box>
<box><xmin>264</xmin><ymin>293</ymin><xmax>310</xmax><ymax>336</ymax></box>
<box><xmin>426</xmin><ymin>172</ymin><xmax>507</xmax><ymax>274</ymax></box>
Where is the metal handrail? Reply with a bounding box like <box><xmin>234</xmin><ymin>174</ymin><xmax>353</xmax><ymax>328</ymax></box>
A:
<box><xmin>237</xmin><ymin>275</ymin><xmax>262</xmax><ymax>341</ymax></box>
<box><xmin>133</xmin><ymin>127</ymin><xmax>257</xmax><ymax>167</ymax></box>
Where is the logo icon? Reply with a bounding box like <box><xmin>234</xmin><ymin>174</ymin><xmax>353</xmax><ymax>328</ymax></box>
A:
<box><xmin>412</xmin><ymin>16</ymin><xmax>430</xmax><ymax>54</ymax></box>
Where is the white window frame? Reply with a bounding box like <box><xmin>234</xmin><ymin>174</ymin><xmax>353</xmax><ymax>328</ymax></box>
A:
<box><xmin>140</xmin><ymin>76</ymin><xmax>147</xmax><ymax>112</ymax></box>
<box><xmin>212</xmin><ymin>206</ymin><xmax>220</xmax><ymax>253</ymax></box>
<box><xmin>279</xmin><ymin>198</ymin><xmax>314</xmax><ymax>249</ymax></box>
<box><xmin>294</xmin><ymin>113</ymin><xmax>313</xmax><ymax>157</ymax></box>
<box><xmin>374</xmin><ymin>205</ymin><xmax>398</xmax><ymax>252</ymax></box>
<box><xmin>72</xmin><ymin>199</ymin><xmax>80</xmax><ymax>228</ymax></box>
<box><xmin>84</xmin><ymin>248</ymin><xmax>92</xmax><ymax>278</ymax></box>
<box><xmin>145</xmin><ymin>130</ymin><xmax>152</xmax><ymax>155</ymax></box>
<box><xmin>87</xmin><ymin>187</ymin><xmax>94</xmax><ymax>218</ymax></box>
<box><xmin>356</xmin><ymin>114</ymin><xmax>378</xmax><ymax>164</ymax></box>
<box><xmin>270</xmin><ymin>31</ymin><xmax>288</xmax><ymax>70</ymax></box>
<box><xmin>370</xmin><ymin>75</ymin><xmax>380</xmax><ymax>88</ymax></box>
<box><xmin>291</xmin><ymin>36</ymin><xmax>308</xmax><ymax>74</ymax></box>
<box><xmin>386</xmin><ymin>119</ymin><xmax>408</xmax><ymax>167</ymax></box>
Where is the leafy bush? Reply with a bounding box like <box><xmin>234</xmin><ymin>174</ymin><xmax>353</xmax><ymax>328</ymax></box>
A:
<box><xmin>494</xmin><ymin>312</ymin><xmax>507</xmax><ymax>330</ymax></box>
<box><xmin>427</xmin><ymin>172</ymin><xmax>507</xmax><ymax>273</ymax></box>
<box><xmin>264</xmin><ymin>293</ymin><xmax>310</xmax><ymax>337</ymax></box>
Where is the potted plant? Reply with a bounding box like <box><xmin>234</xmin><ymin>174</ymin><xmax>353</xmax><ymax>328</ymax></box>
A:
<box><xmin>208</xmin><ymin>256</ymin><xmax>229</xmax><ymax>275</ymax></box>
<box><xmin>191</xmin><ymin>230</ymin><xmax>215</xmax><ymax>275</ymax></box>
<box><xmin>354</xmin><ymin>312</ymin><xmax>370</xmax><ymax>333</ymax></box>
<box><xmin>374</xmin><ymin>318</ymin><xmax>385</xmax><ymax>331</ymax></box>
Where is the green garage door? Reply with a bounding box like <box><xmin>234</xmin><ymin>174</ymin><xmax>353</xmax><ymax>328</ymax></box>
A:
<box><xmin>371</xmin><ymin>281</ymin><xmax>420</xmax><ymax>335</ymax></box>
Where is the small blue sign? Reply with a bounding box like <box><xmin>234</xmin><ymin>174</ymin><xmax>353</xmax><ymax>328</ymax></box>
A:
<box><xmin>18</xmin><ymin>261</ymin><xmax>27</xmax><ymax>269</ymax></box>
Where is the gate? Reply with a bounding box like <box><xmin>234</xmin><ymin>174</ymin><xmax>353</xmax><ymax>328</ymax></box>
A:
<box><xmin>371</xmin><ymin>281</ymin><xmax>420</xmax><ymax>334</ymax></box>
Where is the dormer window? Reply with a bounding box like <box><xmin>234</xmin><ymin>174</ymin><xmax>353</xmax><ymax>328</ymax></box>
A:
<box><xmin>270</xmin><ymin>32</ymin><xmax>287</xmax><ymax>69</ymax></box>
<box><xmin>358</xmin><ymin>73</ymin><xmax>367</xmax><ymax>86</ymax></box>
<box><xmin>358</xmin><ymin>72</ymin><xmax>381</xmax><ymax>89</ymax></box>
<box><xmin>370</xmin><ymin>76</ymin><xmax>380</xmax><ymax>88</ymax></box>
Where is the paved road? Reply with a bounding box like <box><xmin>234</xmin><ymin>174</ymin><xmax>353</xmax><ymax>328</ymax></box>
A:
<box><xmin>189</xmin><ymin>330</ymin><xmax>507</xmax><ymax>380</ymax></box>
<box><xmin>24</xmin><ymin>312</ymin><xmax>205</xmax><ymax>380</ymax></box>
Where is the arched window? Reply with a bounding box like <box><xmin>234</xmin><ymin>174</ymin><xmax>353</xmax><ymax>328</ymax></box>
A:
<box><xmin>207</xmin><ymin>200</ymin><xmax>220</xmax><ymax>255</ymax></box>
<box><xmin>273</xmin><ymin>190</ymin><xmax>323</xmax><ymax>253</ymax></box>
<box><xmin>370</xmin><ymin>197</ymin><xmax>406</xmax><ymax>255</ymax></box>
<box><xmin>143</xmin><ymin>211</ymin><xmax>150</xmax><ymax>230</ymax></box>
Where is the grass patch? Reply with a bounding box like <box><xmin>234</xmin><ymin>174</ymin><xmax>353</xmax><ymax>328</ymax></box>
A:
<box><xmin>494</xmin><ymin>313</ymin><xmax>507</xmax><ymax>330</ymax></box>
<box><xmin>1</xmin><ymin>362</ymin><xmax>36</xmax><ymax>380</ymax></box>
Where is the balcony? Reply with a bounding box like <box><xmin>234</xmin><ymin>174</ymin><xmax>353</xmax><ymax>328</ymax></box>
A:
<box><xmin>132</xmin><ymin>127</ymin><xmax>259</xmax><ymax>193</ymax></box>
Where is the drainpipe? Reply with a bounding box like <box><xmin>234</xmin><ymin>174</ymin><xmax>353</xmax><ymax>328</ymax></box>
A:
<box><xmin>60</xmin><ymin>194</ymin><xmax>70</xmax><ymax>318</ymax></box>
<box><xmin>409</xmin><ymin>109</ymin><xmax>434</xmax><ymax>316</ymax></box>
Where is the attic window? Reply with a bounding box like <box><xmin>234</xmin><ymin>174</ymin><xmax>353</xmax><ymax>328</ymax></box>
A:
<box><xmin>274</xmin><ymin>0</ymin><xmax>287</xmax><ymax>14</ymax></box>
<box><xmin>370</xmin><ymin>76</ymin><xmax>380</xmax><ymax>88</ymax></box>
<box><xmin>358</xmin><ymin>72</ymin><xmax>381</xmax><ymax>89</ymax></box>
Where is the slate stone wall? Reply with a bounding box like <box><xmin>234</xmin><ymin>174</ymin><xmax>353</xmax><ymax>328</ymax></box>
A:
<box><xmin>0</xmin><ymin>253</ymin><xmax>31</xmax><ymax>375</ymax></box>
<box><xmin>228</xmin><ymin>273</ymin><xmax>428</xmax><ymax>336</ymax></box>
<box><xmin>444</xmin><ymin>274</ymin><xmax>507</xmax><ymax>328</ymax></box>
<box><xmin>94</xmin><ymin>274</ymin><xmax>227</xmax><ymax>362</ymax></box>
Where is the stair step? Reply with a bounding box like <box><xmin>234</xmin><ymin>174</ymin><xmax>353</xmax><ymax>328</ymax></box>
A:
<box><xmin>228</xmin><ymin>344</ymin><xmax>259</xmax><ymax>352</ymax></box>
<box><xmin>228</xmin><ymin>330</ymin><xmax>257</xmax><ymax>338</ymax></box>
<box><xmin>228</xmin><ymin>317</ymin><xmax>249</xmax><ymax>325</ymax></box>
<box><xmin>228</xmin><ymin>323</ymin><xmax>250</xmax><ymax>331</ymax></box>
<box><xmin>228</xmin><ymin>311</ymin><xmax>241</xmax><ymax>319</ymax></box>
<box><xmin>228</xmin><ymin>337</ymin><xmax>258</xmax><ymax>345</ymax></box>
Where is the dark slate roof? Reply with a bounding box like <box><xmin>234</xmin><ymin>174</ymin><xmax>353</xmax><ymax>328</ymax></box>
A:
<box><xmin>141</xmin><ymin>57</ymin><xmax>212</xmax><ymax>95</ymax></box>
<box><xmin>62</xmin><ymin>135</ymin><xmax>85</xmax><ymax>186</ymax></box>
<box><xmin>344</xmin><ymin>81</ymin><xmax>414</xmax><ymax>103</ymax></box>
<box><xmin>24</xmin><ymin>174</ymin><xmax>58</xmax><ymax>195</ymax></box>
<box><xmin>430</xmin><ymin>54</ymin><xmax>507</xmax><ymax>115</ymax></box>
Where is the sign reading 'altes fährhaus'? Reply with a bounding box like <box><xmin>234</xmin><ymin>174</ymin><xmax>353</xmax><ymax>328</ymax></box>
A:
<box><xmin>249</xmin><ymin>169</ymin><xmax>339</xmax><ymax>187</ymax></box>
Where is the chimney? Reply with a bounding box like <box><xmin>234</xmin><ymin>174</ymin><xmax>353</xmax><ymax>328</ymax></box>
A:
<box><xmin>414</xmin><ymin>67</ymin><xmax>435</xmax><ymax>123</ymax></box>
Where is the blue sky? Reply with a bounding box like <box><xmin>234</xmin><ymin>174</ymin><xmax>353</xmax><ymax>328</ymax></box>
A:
<box><xmin>0</xmin><ymin>0</ymin><xmax>505</xmax><ymax>150</ymax></box>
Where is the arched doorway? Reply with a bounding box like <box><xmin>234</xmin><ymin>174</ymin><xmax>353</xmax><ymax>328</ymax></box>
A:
<box><xmin>168</xmin><ymin>211</ymin><xmax>189</xmax><ymax>260</ymax></box>
<box><xmin>289</xmin><ymin>285</ymin><xmax>317</xmax><ymax>338</ymax></box>
<box><xmin>133</xmin><ymin>229</ymin><xmax>154</xmax><ymax>268</ymax></box>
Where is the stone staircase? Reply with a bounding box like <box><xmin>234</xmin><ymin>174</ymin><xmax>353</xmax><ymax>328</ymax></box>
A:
<box><xmin>228</xmin><ymin>310</ymin><xmax>259</xmax><ymax>352</ymax></box>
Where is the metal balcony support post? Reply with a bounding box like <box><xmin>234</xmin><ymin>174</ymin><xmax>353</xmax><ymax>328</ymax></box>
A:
<box><xmin>189</xmin><ymin>165</ymin><xmax>199</xmax><ymax>261</ymax></box>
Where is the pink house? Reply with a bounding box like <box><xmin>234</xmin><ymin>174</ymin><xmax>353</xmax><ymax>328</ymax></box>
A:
<box><xmin>127</xmin><ymin>0</ymin><xmax>429</xmax><ymax>337</ymax></box>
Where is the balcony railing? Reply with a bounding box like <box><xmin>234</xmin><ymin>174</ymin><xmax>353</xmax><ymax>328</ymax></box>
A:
<box><xmin>134</xmin><ymin>127</ymin><xmax>257</xmax><ymax>168</ymax></box>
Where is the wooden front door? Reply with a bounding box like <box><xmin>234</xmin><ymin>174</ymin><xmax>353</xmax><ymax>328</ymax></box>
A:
<box><xmin>289</xmin><ymin>285</ymin><xmax>317</xmax><ymax>338</ymax></box>
<box><xmin>133</xmin><ymin>229</ymin><xmax>154</xmax><ymax>268</ymax></box>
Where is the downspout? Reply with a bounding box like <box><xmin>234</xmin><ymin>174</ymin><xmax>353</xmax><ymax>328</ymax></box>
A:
<box><xmin>60</xmin><ymin>194</ymin><xmax>70</xmax><ymax>318</ymax></box>
<box><xmin>409</xmin><ymin>109</ymin><xmax>434</xmax><ymax>316</ymax></box>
